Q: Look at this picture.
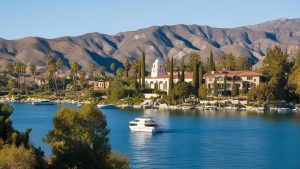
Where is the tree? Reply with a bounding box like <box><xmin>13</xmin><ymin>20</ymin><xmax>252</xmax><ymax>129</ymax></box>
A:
<box><xmin>289</xmin><ymin>51</ymin><xmax>300</xmax><ymax>98</ymax></box>
<box><xmin>124</xmin><ymin>59</ymin><xmax>130</xmax><ymax>78</ymax></box>
<box><xmin>198</xmin><ymin>62</ymin><xmax>204</xmax><ymax>90</ymax></box>
<box><xmin>218</xmin><ymin>53</ymin><xmax>236</xmax><ymax>70</ymax></box>
<box><xmin>247</xmin><ymin>83</ymin><xmax>272</xmax><ymax>102</ymax></box>
<box><xmin>99</xmin><ymin>66</ymin><xmax>106</xmax><ymax>79</ymax></box>
<box><xmin>0</xmin><ymin>145</ymin><xmax>36</xmax><ymax>169</ymax></box>
<box><xmin>71</xmin><ymin>61</ymin><xmax>79</xmax><ymax>92</ymax></box>
<box><xmin>78</xmin><ymin>70</ymin><xmax>86</xmax><ymax>88</ymax></box>
<box><xmin>14</xmin><ymin>62</ymin><xmax>23</xmax><ymax>92</ymax></box>
<box><xmin>130</xmin><ymin>60</ymin><xmax>140</xmax><ymax>89</ymax></box>
<box><xmin>107</xmin><ymin>152</ymin><xmax>130</xmax><ymax>169</ymax></box>
<box><xmin>236</xmin><ymin>56</ymin><xmax>250</xmax><ymax>70</ymax></box>
<box><xmin>207</xmin><ymin>49</ymin><xmax>216</xmax><ymax>72</ymax></box>
<box><xmin>110</xmin><ymin>63</ymin><xmax>115</xmax><ymax>75</ymax></box>
<box><xmin>88</xmin><ymin>64</ymin><xmax>96</xmax><ymax>80</ymax></box>
<box><xmin>213</xmin><ymin>79</ymin><xmax>218</xmax><ymax>97</ymax></box>
<box><xmin>8</xmin><ymin>78</ymin><xmax>16</xmax><ymax>96</ymax></box>
<box><xmin>45</xmin><ymin>104</ymin><xmax>111</xmax><ymax>169</ymax></box>
<box><xmin>168</xmin><ymin>57</ymin><xmax>174</xmax><ymax>96</ymax></box>
<box><xmin>55</xmin><ymin>59</ymin><xmax>63</xmax><ymax>92</ymax></box>
<box><xmin>28</xmin><ymin>64</ymin><xmax>36</xmax><ymax>80</ymax></box>
<box><xmin>141</xmin><ymin>51</ymin><xmax>146</xmax><ymax>88</ymax></box>
<box><xmin>180</xmin><ymin>58</ymin><xmax>185</xmax><ymax>82</ymax></box>
<box><xmin>107</xmin><ymin>80</ymin><xmax>127</xmax><ymax>100</ymax></box>
<box><xmin>198</xmin><ymin>85</ymin><xmax>208</xmax><ymax>99</ymax></box>
<box><xmin>262</xmin><ymin>46</ymin><xmax>290</xmax><ymax>100</ymax></box>
<box><xmin>223</xmin><ymin>75</ymin><xmax>227</xmax><ymax>96</ymax></box>
<box><xmin>0</xmin><ymin>104</ymin><xmax>32</xmax><ymax>147</ymax></box>
<box><xmin>7</xmin><ymin>64</ymin><xmax>15</xmax><ymax>75</ymax></box>
<box><xmin>191</xmin><ymin>52</ymin><xmax>199</xmax><ymax>95</ymax></box>
<box><xmin>176</xmin><ymin>67</ymin><xmax>180</xmax><ymax>83</ymax></box>
<box><xmin>231</xmin><ymin>81</ymin><xmax>239</xmax><ymax>97</ymax></box>
<box><xmin>174</xmin><ymin>82</ymin><xmax>193</xmax><ymax>101</ymax></box>
<box><xmin>116</xmin><ymin>68</ymin><xmax>123</xmax><ymax>79</ymax></box>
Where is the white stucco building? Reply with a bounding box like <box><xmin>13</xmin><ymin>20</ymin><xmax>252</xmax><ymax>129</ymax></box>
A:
<box><xmin>145</xmin><ymin>57</ymin><xmax>193</xmax><ymax>93</ymax></box>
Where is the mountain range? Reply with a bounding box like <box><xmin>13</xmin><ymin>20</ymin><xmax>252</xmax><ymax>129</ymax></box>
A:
<box><xmin>0</xmin><ymin>17</ymin><xmax>300</xmax><ymax>72</ymax></box>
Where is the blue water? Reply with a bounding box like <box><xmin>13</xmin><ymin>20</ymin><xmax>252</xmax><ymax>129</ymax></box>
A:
<box><xmin>8</xmin><ymin>103</ymin><xmax>300</xmax><ymax>169</ymax></box>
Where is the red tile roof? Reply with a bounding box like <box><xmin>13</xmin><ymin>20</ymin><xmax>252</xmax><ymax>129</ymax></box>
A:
<box><xmin>145</xmin><ymin>72</ymin><xmax>193</xmax><ymax>79</ymax></box>
<box><xmin>145</xmin><ymin>71</ymin><xmax>263</xmax><ymax>79</ymax></box>
<box><xmin>204</xmin><ymin>71</ymin><xmax>263</xmax><ymax>77</ymax></box>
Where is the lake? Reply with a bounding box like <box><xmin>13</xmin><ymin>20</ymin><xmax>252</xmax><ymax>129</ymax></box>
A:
<box><xmin>8</xmin><ymin>103</ymin><xmax>300</xmax><ymax>169</ymax></box>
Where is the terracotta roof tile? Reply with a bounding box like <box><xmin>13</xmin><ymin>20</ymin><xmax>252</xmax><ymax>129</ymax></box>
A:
<box><xmin>204</xmin><ymin>71</ymin><xmax>263</xmax><ymax>77</ymax></box>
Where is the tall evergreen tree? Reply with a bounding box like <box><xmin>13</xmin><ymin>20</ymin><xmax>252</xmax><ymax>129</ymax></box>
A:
<box><xmin>177</xmin><ymin>67</ymin><xmax>180</xmax><ymax>83</ymax></box>
<box><xmin>207</xmin><ymin>50</ymin><xmax>216</xmax><ymax>72</ymax></box>
<box><xmin>192</xmin><ymin>53</ymin><xmax>199</xmax><ymax>95</ymax></box>
<box><xmin>223</xmin><ymin>75</ymin><xmax>227</xmax><ymax>95</ymax></box>
<box><xmin>124</xmin><ymin>59</ymin><xmax>130</xmax><ymax>78</ymax></box>
<box><xmin>180</xmin><ymin>58</ymin><xmax>185</xmax><ymax>82</ymax></box>
<box><xmin>213</xmin><ymin>79</ymin><xmax>218</xmax><ymax>97</ymax></box>
<box><xmin>141</xmin><ymin>51</ymin><xmax>145</xmax><ymax>88</ymax></box>
<box><xmin>198</xmin><ymin>62</ymin><xmax>204</xmax><ymax>90</ymax></box>
<box><xmin>231</xmin><ymin>80</ymin><xmax>239</xmax><ymax>97</ymax></box>
<box><xmin>168</xmin><ymin>57</ymin><xmax>174</xmax><ymax>95</ymax></box>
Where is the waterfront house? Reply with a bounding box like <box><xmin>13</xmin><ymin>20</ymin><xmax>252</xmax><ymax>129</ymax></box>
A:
<box><xmin>204</xmin><ymin>70</ymin><xmax>264</xmax><ymax>96</ymax></box>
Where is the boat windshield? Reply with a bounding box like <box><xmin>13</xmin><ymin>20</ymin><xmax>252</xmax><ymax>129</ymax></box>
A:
<box><xmin>145</xmin><ymin>123</ymin><xmax>158</xmax><ymax>127</ymax></box>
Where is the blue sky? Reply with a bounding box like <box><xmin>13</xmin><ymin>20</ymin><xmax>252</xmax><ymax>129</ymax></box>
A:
<box><xmin>0</xmin><ymin>0</ymin><xmax>299</xmax><ymax>39</ymax></box>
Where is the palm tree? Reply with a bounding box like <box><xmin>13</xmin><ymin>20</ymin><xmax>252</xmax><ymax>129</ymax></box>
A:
<box><xmin>19</xmin><ymin>63</ymin><xmax>27</xmax><ymax>93</ymax></box>
<box><xmin>124</xmin><ymin>59</ymin><xmax>130</xmax><ymax>78</ymax></box>
<box><xmin>48</xmin><ymin>64</ymin><xmax>57</xmax><ymax>94</ymax></box>
<box><xmin>7</xmin><ymin>64</ymin><xmax>15</xmax><ymax>76</ymax></box>
<box><xmin>99</xmin><ymin>66</ymin><xmax>106</xmax><ymax>79</ymax></box>
<box><xmin>46</xmin><ymin>56</ymin><xmax>53</xmax><ymax>92</ymax></box>
<box><xmin>78</xmin><ymin>70</ymin><xmax>86</xmax><ymax>89</ymax></box>
<box><xmin>88</xmin><ymin>64</ymin><xmax>96</xmax><ymax>80</ymax></box>
<box><xmin>116</xmin><ymin>68</ymin><xmax>123</xmax><ymax>79</ymax></box>
<box><xmin>13</xmin><ymin>62</ymin><xmax>22</xmax><ymax>92</ymax></box>
<box><xmin>130</xmin><ymin>60</ymin><xmax>140</xmax><ymax>88</ymax></box>
<box><xmin>71</xmin><ymin>61</ymin><xmax>79</xmax><ymax>91</ymax></box>
<box><xmin>110</xmin><ymin>63</ymin><xmax>115</xmax><ymax>75</ymax></box>
<box><xmin>28</xmin><ymin>64</ymin><xmax>37</xmax><ymax>92</ymax></box>
<box><xmin>55</xmin><ymin>59</ymin><xmax>63</xmax><ymax>93</ymax></box>
<box><xmin>28</xmin><ymin>64</ymin><xmax>37</xmax><ymax>80</ymax></box>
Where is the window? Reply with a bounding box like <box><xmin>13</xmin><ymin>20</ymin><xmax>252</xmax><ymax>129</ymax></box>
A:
<box><xmin>129</xmin><ymin>123</ymin><xmax>137</xmax><ymax>126</ymax></box>
<box><xmin>216</xmin><ymin>76</ymin><xmax>223</xmax><ymax>81</ymax></box>
<box><xmin>247</xmin><ymin>76</ymin><xmax>253</xmax><ymax>80</ymax></box>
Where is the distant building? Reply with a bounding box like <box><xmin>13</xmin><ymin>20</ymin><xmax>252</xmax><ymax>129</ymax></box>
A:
<box><xmin>204</xmin><ymin>70</ymin><xmax>264</xmax><ymax>96</ymax></box>
<box><xmin>92</xmin><ymin>80</ymin><xmax>110</xmax><ymax>90</ymax></box>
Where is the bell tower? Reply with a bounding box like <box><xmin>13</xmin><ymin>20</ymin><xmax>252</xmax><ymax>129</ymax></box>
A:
<box><xmin>151</xmin><ymin>57</ymin><xmax>166</xmax><ymax>77</ymax></box>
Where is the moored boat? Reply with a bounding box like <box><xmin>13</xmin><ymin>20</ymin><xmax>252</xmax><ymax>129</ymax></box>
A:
<box><xmin>32</xmin><ymin>100</ymin><xmax>55</xmax><ymax>105</ymax></box>
<box><xmin>97</xmin><ymin>104</ymin><xmax>118</xmax><ymax>109</ymax></box>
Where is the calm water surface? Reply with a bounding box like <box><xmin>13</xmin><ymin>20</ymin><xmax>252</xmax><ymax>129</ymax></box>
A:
<box><xmin>8</xmin><ymin>103</ymin><xmax>300</xmax><ymax>169</ymax></box>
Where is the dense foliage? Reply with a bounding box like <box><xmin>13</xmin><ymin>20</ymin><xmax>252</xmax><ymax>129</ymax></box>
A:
<box><xmin>45</xmin><ymin>104</ymin><xmax>129</xmax><ymax>169</ymax></box>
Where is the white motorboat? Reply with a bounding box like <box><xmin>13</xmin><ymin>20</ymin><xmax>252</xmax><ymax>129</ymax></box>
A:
<box><xmin>32</xmin><ymin>100</ymin><xmax>55</xmax><ymax>105</ymax></box>
<box><xmin>97</xmin><ymin>104</ymin><xmax>118</xmax><ymax>109</ymax></box>
<box><xmin>129</xmin><ymin>117</ymin><xmax>163</xmax><ymax>133</ymax></box>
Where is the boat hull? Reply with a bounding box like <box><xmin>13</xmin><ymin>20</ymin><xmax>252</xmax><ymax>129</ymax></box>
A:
<box><xmin>129</xmin><ymin>126</ymin><xmax>163</xmax><ymax>133</ymax></box>
<box><xmin>97</xmin><ymin>104</ymin><xmax>118</xmax><ymax>109</ymax></box>
<box><xmin>32</xmin><ymin>102</ymin><xmax>55</xmax><ymax>105</ymax></box>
